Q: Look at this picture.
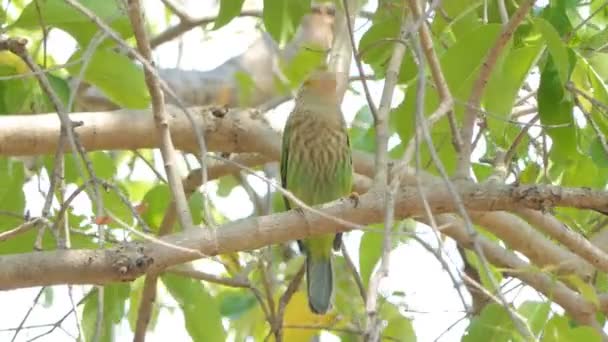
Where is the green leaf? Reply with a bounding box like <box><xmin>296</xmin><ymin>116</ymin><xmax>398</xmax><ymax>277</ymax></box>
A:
<box><xmin>11</xmin><ymin>0</ymin><xmax>132</xmax><ymax>46</ymax></box>
<box><xmin>589</xmin><ymin>137</ymin><xmax>608</xmax><ymax>168</ymax></box>
<box><xmin>542</xmin><ymin>315</ymin><xmax>601</xmax><ymax>342</ymax></box>
<box><xmin>382</xmin><ymin>304</ymin><xmax>416</xmax><ymax>341</ymax></box>
<box><xmin>263</xmin><ymin>0</ymin><xmax>311</xmax><ymax>45</ymax></box>
<box><xmin>82</xmin><ymin>284</ymin><xmax>130</xmax><ymax>342</ymax></box>
<box><xmin>217</xmin><ymin>175</ymin><xmax>239</xmax><ymax>197</ymax></box>
<box><xmin>43</xmin><ymin>152</ymin><xmax>115</xmax><ymax>185</ymax></box>
<box><xmin>142</xmin><ymin>184</ymin><xmax>171</xmax><ymax>232</ymax></box>
<box><xmin>359</xmin><ymin>13</ymin><xmax>401</xmax><ymax>77</ymax></box>
<box><xmin>66</xmin><ymin>49</ymin><xmax>150</xmax><ymax>109</ymax></box>
<box><xmin>281</xmin><ymin>46</ymin><xmax>326</xmax><ymax>88</ymax></box>
<box><xmin>99</xmin><ymin>183</ymin><xmax>134</xmax><ymax>229</ymax></box>
<box><xmin>234</xmin><ymin>71</ymin><xmax>256</xmax><ymax>106</ymax></box>
<box><xmin>359</xmin><ymin>221</ymin><xmax>414</xmax><ymax>288</ymax></box>
<box><xmin>538</xmin><ymin>56</ymin><xmax>577</xmax><ymax>162</ymax></box>
<box><xmin>162</xmin><ymin>273</ymin><xmax>226</xmax><ymax>342</ymax></box>
<box><xmin>566</xmin><ymin>274</ymin><xmax>599</xmax><ymax>308</ymax></box>
<box><xmin>540</xmin><ymin>2</ymin><xmax>573</xmax><ymax>37</ymax></box>
<box><xmin>472</xmin><ymin>163</ymin><xmax>493</xmax><ymax>182</ymax></box>
<box><xmin>464</xmin><ymin>303</ymin><xmax>521</xmax><ymax>342</ymax></box>
<box><xmin>431</xmin><ymin>0</ymin><xmax>481</xmax><ymax>39</ymax></box>
<box><xmin>464</xmin><ymin>249</ymin><xmax>503</xmax><ymax>290</ymax></box>
<box><xmin>350</xmin><ymin>106</ymin><xmax>376</xmax><ymax>154</ymax></box>
<box><xmin>218</xmin><ymin>290</ymin><xmax>257</xmax><ymax>319</ymax></box>
<box><xmin>188</xmin><ymin>192</ymin><xmax>204</xmax><ymax>226</ymax></box>
<box><xmin>0</xmin><ymin>159</ymin><xmax>25</xmax><ymax>232</ymax></box>
<box><xmin>519</xmin><ymin>163</ymin><xmax>541</xmax><ymax>184</ymax></box>
<box><xmin>518</xmin><ymin>301</ymin><xmax>551</xmax><ymax>336</ymax></box>
<box><xmin>534</xmin><ymin>18</ymin><xmax>570</xmax><ymax>85</ymax></box>
<box><xmin>214</xmin><ymin>0</ymin><xmax>246</xmax><ymax>30</ymax></box>
<box><xmin>359</xmin><ymin>227</ymin><xmax>383</xmax><ymax>289</ymax></box>
<box><xmin>485</xmin><ymin>44</ymin><xmax>544</xmax><ymax>146</ymax></box>
<box><xmin>394</xmin><ymin>24</ymin><xmax>503</xmax><ymax>175</ymax></box>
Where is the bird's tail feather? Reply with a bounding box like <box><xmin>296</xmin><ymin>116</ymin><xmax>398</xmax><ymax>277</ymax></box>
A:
<box><xmin>306</xmin><ymin>254</ymin><xmax>333</xmax><ymax>314</ymax></box>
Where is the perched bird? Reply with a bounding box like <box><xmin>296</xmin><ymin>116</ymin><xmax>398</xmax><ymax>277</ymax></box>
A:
<box><xmin>280</xmin><ymin>69</ymin><xmax>353</xmax><ymax>314</ymax></box>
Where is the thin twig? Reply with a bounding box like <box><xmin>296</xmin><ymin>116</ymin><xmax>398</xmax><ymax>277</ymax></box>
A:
<box><xmin>11</xmin><ymin>287</ymin><xmax>45</xmax><ymax>342</ymax></box>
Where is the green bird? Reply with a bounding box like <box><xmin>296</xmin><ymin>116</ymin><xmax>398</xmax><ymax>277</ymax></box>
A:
<box><xmin>281</xmin><ymin>69</ymin><xmax>353</xmax><ymax>314</ymax></box>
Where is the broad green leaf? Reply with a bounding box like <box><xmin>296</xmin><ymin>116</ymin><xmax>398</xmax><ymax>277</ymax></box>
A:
<box><xmin>11</xmin><ymin>0</ymin><xmax>132</xmax><ymax>46</ymax></box>
<box><xmin>518</xmin><ymin>301</ymin><xmax>551</xmax><ymax>336</ymax></box>
<box><xmin>162</xmin><ymin>273</ymin><xmax>226</xmax><ymax>342</ymax></box>
<box><xmin>99</xmin><ymin>183</ymin><xmax>134</xmax><ymax>229</ymax></box>
<box><xmin>263</xmin><ymin>0</ymin><xmax>311</xmax><ymax>45</ymax></box>
<box><xmin>431</xmin><ymin>0</ymin><xmax>481</xmax><ymax>39</ymax></box>
<box><xmin>519</xmin><ymin>163</ymin><xmax>541</xmax><ymax>184</ymax></box>
<box><xmin>566</xmin><ymin>275</ymin><xmax>599</xmax><ymax>308</ymax></box>
<box><xmin>382</xmin><ymin>304</ymin><xmax>416</xmax><ymax>341</ymax></box>
<box><xmin>359</xmin><ymin>13</ymin><xmax>401</xmax><ymax>77</ymax></box>
<box><xmin>188</xmin><ymin>192</ymin><xmax>204</xmax><ymax>226</ymax></box>
<box><xmin>214</xmin><ymin>0</ymin><xmax>246</xmax><ymax>30</ymax></box>
<box><xmin>43</xmin><ymin>151</ymin><xmax>114</xmax><ymax>185</ymax></box>
<box><xmin>542</xmin><ymin>315</ymin><xmax>601</xmax><ymax>342</ymax></box>
<box><xmin>472</xmin><ymin>162</ymin><xmax>493</xmax><ymax>182</ymax></box>
<box><xmin>234</xmin><ymin>71</ymin><xmax>256</xmax><ymax>106</ymax></box>
<box><xmin>589</xmin><ymin>137</ymin><xmax>608</xmax><ymax>168</ymax></box>
<box><xmin>0</xmin><ymin>52</ymin><xmax>70</xmax><ymax>114</ymax></box>
<box><xmin>141</xmin><ymin>184</ymin><xmax>171</xmax><ymax>232</ymax></box>
<box><xmin>350</xmin><ymin>106</ymin><xmax>376</xmax><ymax>154</ymax></box>
<box><xmin>66</xmin><ymin>49</ymin><xmax>150</xmax><ymax>109</ymax></box>
<box><xmin>359</xmin><ymin>227</ymin><xmax>383</xmax><ymax>289</ymax></box>
<box><xmin>394</xmin><ymin>24</ymin><xmax>502</xmax><ymax>175</ymax></box>
<box><xmin>485</xmin><ymin>44</ymin><xmax>544</xmax><ymax>146</ymax></box>
<box><xmin>540</xmin><ymin>2</ymin><xmax>573</xmax><ymax>37</ymax></box>
<box><xmin>538</xmin><ymin>56</ymin><xmax>577</xmax><ymax>162</ymax></box>
<box><xmin>217</xmin><ymin>175</ymin><xmax>238</xmax><ymax>197</ymax></box>
<box><xmin>359</xmin><ymin>221</ymin><xmax>414</xmax><ymax>288</ymax></box>
<box><xmin>463</xmin><ymin>303</ymin><xmax>522</xmax><ymax>342</ymax></box>
<box><xmin>464</xmin><ymin>249</ymin><xmax>503</xmax><ymax>290</ymax></box>
<box><xmin>82</xmin><ymin>284</ymin><xmax>130</xmax><ymax>342</ymax></box>
<box><xmin>281</xmin><ymin>47</ymin><xmax>326</xmax><ymax>88</ymax></box>
<box><xmin>534</xmin><ymin>18</ymin><xmax>570</xmax><ymax>85</ymax></box>
<box><xmin>218</xmin><ymin>290</ymin><xmax>257</xmax><ymax>319</ymax></box>
<box><xmin>0</xmin><ymin>159</ymin><xmax>25</xmax><ymax>232</ymax></box>
<box><xmin>561</xmin><ymin>154</ymin><xmax>604</xmax><ymax>188</ymax></box>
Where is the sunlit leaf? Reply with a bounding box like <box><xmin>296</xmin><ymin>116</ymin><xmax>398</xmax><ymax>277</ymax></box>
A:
<box><xmin>162</xmin><ymin>274</ymin><xmax>226</xmax><ymax>342</ymax></box>
<box><xmin>214</xmin><ymin>0</ymin><xmax>246</xmax><ymax>30</ymax></box>
<box><xmin>66</xmin><ymin>49</ymin><xmax>150</xmax><ymax>109</ymax></box>
<box><xmin>11</xmin><ymin>0</ymin><xmax>132</xmax><ymax>46</ymax></box>
<box><xmin>543</xmin><ymin>315</ymin><xmax>601</xmax><ymax>342</ymax></box>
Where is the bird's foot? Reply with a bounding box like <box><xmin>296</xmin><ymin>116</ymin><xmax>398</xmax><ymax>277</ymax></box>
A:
<box><xmin>349</xmin><ymin>192</ymin><xmax>360</xmax><ymax>208</ymax></box>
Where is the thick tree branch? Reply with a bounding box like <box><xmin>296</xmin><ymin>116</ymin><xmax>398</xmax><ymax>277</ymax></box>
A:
<box><xmin>3</xmin><ymin>182</ymin><xmax>608</xmax><ymax>290</ymax></box>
